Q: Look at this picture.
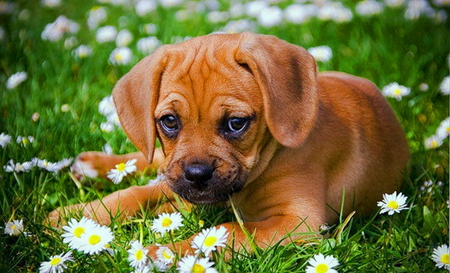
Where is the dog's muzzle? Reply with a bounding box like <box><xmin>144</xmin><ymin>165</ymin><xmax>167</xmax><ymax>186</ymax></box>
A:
<box><xmin>166</xmin><ymin>161</ymin><xmax>247</xmax><ymax>205</ymax></box>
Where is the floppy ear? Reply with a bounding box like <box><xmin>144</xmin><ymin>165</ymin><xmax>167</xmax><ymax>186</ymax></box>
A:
<box><xmin>112</xmin><ymin>48</ymin><xmax>167</xmax><ymax>163</ymax></box>
<box><xmin>235</xmin><ymin>33</ymin><xmax>319</xmax><ymax>148</ymax></box>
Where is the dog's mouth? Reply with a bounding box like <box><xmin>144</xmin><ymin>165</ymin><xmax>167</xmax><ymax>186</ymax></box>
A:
<box><xmin>165</xmin><ymin>164</ymin><xmax>248</xmax><ymax>204</ymax></box>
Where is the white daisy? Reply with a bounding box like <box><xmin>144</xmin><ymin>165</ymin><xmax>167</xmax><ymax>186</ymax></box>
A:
<box><xmin>4</xmin><ymin>159</ymin><xmax>34</xmax><ymax>173</ymax></box>
<box><xmin>177</xmin><ymin>255</ymin><xmax>218</xmax><ymax>273</ymax></box>
<box><xmin>156</xmin><ymin>246</ymin><xmax>175</xmax><ymax>264</ymax></box>
<box><xmin>377</xmin><ymin>191</ymin><xmax>408</xmax><ymax>215</ymax></box>
<box><xmin>116</xmin><ymin>29</ymin><xmax>133</xmax><ymax>47</ymax></box>
<box><xmin>191</xmin><ymin>226</ymin><xmax>229</xmax><ymax>255</ymax></box>
<box><xmin>39</xmin><ymin>251</ymin><xmax>74</xmax><ymax>273</ymax></box>
<box><xmin>6</xmin><ymin>71</ymin><xmax>27</xmax><ymax>89</ymax></box>
<box><xmin>4</xmin><ymin>219</ymin><xmax>24</xmax><ymax>236</ymax></box>
<box><xmin>16</xmin><ymin>135</ymin><xmax>34</xmax><ymax>146</ymax></box>
<box><xmin>137</xmin><ymin>36</ymin><xmax>161</xmax><ymax>55</ymax></box>
<box><xmin>128</xmin><ymin>240</ymin><xmax>148</xmax><ymax>269</ymax></box>
<box><xmin>284</xmin><ymin>4</ymin><xmax>317</xmax><ymax>24</ymax></box>
<box><xmin>355</xmin><ymin>0</ymin><xmax>384</xmax><ymax>16</ymax></box>
<box><xmin>87</xmin><ymin>6</ymin><xmax>107</xmax><ymax>29</ymax></box>
<box><xmin>257</xmin><ymin>6</ymin><xmax>283</xmax><ymax>28</ymax></box>
<box><xmin>73</xmin><ymin>45</ymin><xmax>93</xmax><ymax>58</ymax></box>
<box><xmin>135</xmin><ymin>0</ymin><xmax>157</xmax><ymax>17</ymax></box>
<box><xmin>381</xmin><ymin>82</ymin><xmax>411</xmax><ymax>101</ymax></box>
<box><xmin>439</xmin><ymin>76</ymin><xmax>450</xmax><ymax>95</ymax></box>
<box><xmin>151</xmin><ymin>212</ymin><xmax>184</xmax><ymax>235</ymax></box>
<box><xmin>106</xmin><ymin>158</ymin><xmax>137</xmax><ymax>184</ymax></box>
<box><xmin>305</xmin><ymin>253</ymin><xmax>339</xmax><ymax>273</ymax></box>
<box><xmin>432</xmin><ymin>244</ymin><xmax>450</xmax><ymax>270</ymax></box>
<box><xmin>0</xmin><ymin>132</ymin><xmax>12</xmax><ymax>148</ymax></box>
<box><xmin>62</xmin><ymin>217</ymin><xmax>99</xmax><ymax>249</ymax></box>
<box><xmin>78</xmin><ymin>224</ymin><xmax>114</xmax><ymax>255</ymax></box>
<box><xmin>96</xmin><ymin>25</ymin><xmax>117</xmax><ymax>43</ymax></box>
<box><xmin>109</xmin><ymin>47</ymin><xmax>133</xmax><ymax>66</ymax></box>
<box><xmin>436</xmin><ymin>117</ymin><xmax>450</xmax><ymax>139</ymax></box>
<box><xmin>424</xmin><ymin>135</ymin><xmax>444</xmax><ymax>149</ymax></box>
<box><xmin>308</xmin><ymin>46</ymin><xmax>333</xmax><ymax>62</ymax></box>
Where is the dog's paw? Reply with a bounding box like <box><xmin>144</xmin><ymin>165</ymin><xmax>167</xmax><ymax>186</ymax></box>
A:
<box><xmin>70</xmin><ymin>152</ymin><xmax>105</xmax><ymax>180</ymax></box>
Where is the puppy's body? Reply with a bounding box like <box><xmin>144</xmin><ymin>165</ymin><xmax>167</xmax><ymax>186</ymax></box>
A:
<box><xmin>49</xmin><ymin>33</ymin><xmax>409</xmax><ymax>255</ymax></box>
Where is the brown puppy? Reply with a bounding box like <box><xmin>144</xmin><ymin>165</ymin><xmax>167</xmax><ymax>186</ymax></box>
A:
<box><xmin>49</xmin><ymin>32</ymin><xmax>410</xmax><ymax>256</ymax></box>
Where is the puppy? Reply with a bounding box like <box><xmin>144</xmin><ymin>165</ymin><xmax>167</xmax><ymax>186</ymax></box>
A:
<box><xmin>49</xmin><ymin>32</ymin><xmax>410</xmax><ymax>256</ymax></box>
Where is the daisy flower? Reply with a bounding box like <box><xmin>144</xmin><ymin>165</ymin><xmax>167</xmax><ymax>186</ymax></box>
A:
<box><xmin>308</xmin><ymin>46</ymin><xmax>333</xmax><ymax>62</ymax></box>
<box><xmin>432</xmin><ymin>244</ymin><xmax>450</xmax><ymax>270</ymax></box>
<box><xmin>87</xmin><ymin>6</ymin><xmax>107</xmax><ymax>29</ymax></box>
<box><xmin>381</xmin><ymin>82</ymin><xmax>411</xmax><ymax>101</ymax></box>
<box><xmin>436</xmin><ymin>117</ymin><xmax>450</xmax><ymax>139</ymax></box>
<box><xmin>305</xmin><ymin>253</ymin><xmax>339</xmax><ymax>273</ymax></box>
<box><xmin>0</xmin><ymin>132</ymin><xmax>12</xmax><ymax>148</ymax></box>
<box><xmin>73</xmin><ymin>45</ymin><xmax>93</xmax><ymax>58</ymax></box>
<box><xmin>39</xmin><ymin>251</ymin><xmax>74</xmax><ymax>273</ymax></box>
<box><xmin>355</xmin><ymin>0</ymin><xmax>384</xmax><ymax>16</ymax></box>
<box><xmin>16</xmin><ymin>135</ymin><xmax>34</xmax><ymax>146</ymax></box>
<box><xmin>151</xmin><ymin>212</ymin><xmax>184</xmax><ymax>235</ymax></box>
<box><xmin>424</xmin><ymin>135</ymin><xmax>444</xmax><ymax>149</ymax></box>
<box><xmin>128</xmin><ymin>240</ymin><xmax>148</xmax><ymax>269</ymax></box>
<box><xmin>62</xmin><ymin>217</ymin><xmax>99</xmax><ymax>249</ymax></box>
<box><xmin>191</xmin><ymin>226</ymin><xmax>229</xmax><ymax>255</ymax></box>
<box><xmin>135</xmin><ymin>0</ymin><xmax>157</xmax><ymax>17</ymax></box>
<box><xmin>137</xmin><ymin>36</ymin><xmax>161</xmax><ymax>55</ymax></box>
<box><xmin>106</xmin><ymin>158</ymin><xmax>137</xmax><ymax>184</ymax></box>
<box><xmin>116</xmin><ymin>29</ymin><xmax>133</xmax><ymax>47</ymax></box>
<box><xmin>96</xmin><ymin>25</ymin><xmax>117</xmax><ymax>43</ymax></box>
<box><xmin>440</xmin><ymin>76</ymin><xmax>450</xmax><ymax>95</ymax></box>
<box><xmin>257</xmin><ymin>6</ymin><xmax>283</xmax><ymax>28</ymax></box>
<box><xmin>177</xmin><ymin>255</ymin><xmax>218</xmax><ymax>273</ymax></box>
<box><xmin>4</xmin><ymin>219</ymin><xmax>24</xmax><ymax>236</ymax></box>
<box><xmin>4</xmin><ymin>159</ymin><xmax>34</xmax><ymax>173</ymax></box>
<box><xmin>377</xmin><ymin>191</ymin><xmax>408</xmax><ymax>215</ymax></box>
<box><xmin>109</xmin><ymin>46</ymin><xmax>133</xmax><ymax>66</ymax></box>
<box><xmin>156</xmin><ymin>246</ymin><xmax>175</xmax><ymax>264</ymax></box>
<box><xmin>78</xmin><ymin>224</ymin><xmax>114</xmax><ymax>255</ymax></box>
<box><xmin>6</xmin><ymin>71</ymin><xmax>27</xmax><ymax>89</ymax></box>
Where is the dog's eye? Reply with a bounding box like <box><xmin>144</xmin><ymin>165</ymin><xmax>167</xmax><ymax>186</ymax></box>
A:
<box><xmin>221</xmin><ymin>117</ymin><xmax>252</xmax><ymax>139</ymax></box>
<box><xmin>159</xmin><ymin>115</ymin><xmax>180</xmax><ymax>137</ymax></box>
<box><xmin>228</xmin><ymin>117</ymin><xmax>248</xmax><ymax>132</ymax></box>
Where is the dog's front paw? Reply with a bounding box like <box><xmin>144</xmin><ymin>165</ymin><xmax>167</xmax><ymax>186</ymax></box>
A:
<box><xmin>70</xmin><ymin>152</ymin><xmax>108</xmax><ymax>180</ymax></box>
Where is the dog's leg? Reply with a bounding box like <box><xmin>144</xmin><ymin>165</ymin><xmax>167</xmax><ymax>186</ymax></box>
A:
<box><xmin>70</xmin><ymin>148</ymin><xmax>165</xmax><ymax>180</ymax></box>
<box><xmin>47</xmin><ymin>181</ymin><xmax>174</xmax><ymax>226</ymax></box>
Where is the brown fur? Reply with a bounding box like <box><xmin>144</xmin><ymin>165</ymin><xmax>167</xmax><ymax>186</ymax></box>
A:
<box><xmin>48</xmin><ymin>33</ymin><xmax>410</xmax><ymax>257</ymax></box>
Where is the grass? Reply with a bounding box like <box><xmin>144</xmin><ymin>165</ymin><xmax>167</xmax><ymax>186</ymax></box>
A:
<box><xmin>0</xmin><ymin>0</ymin><xmax>449</xmax><ymax>272</ymax></box>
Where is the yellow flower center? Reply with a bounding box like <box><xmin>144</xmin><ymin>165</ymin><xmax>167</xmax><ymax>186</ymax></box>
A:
<box><xmin>315</xmin><ymin>263</ymin><xmax>329</xmax><ymax>273</ymax></box>
<box><xmin>442</xmin><ymin>253</ymin><xmax>450</xmax><ymax>264</ymax></box>
<box><xmin>88</xmin><ymin>234</ymin><xmax>101</xmax><ymax>245</ymax></box>
<box><xmin>116</xmin><ymin>163</ymin><xmax>126</xmax><ymax>172</ymax></box>
<box><xmin>393</xmin><ymin>89</ymin><xmax>402</xmax><ymax>96</ymax></box>
<box><xmin>387</xmin><ymin>200</ymin><xmax>399</xmax><ymax>210</ymax></box>
<box><xmin>192</xmin><ymin>264</ymin><xmax>206</xmax><ymax>273</ymax></box>
<box><xmin>162</xmin><ymin>250</ymin><xmax>172</xmax><ymax>260</ymax></box>
<box><xmin>74</xmin><ymin>227</ymin><xmax>85</xmax><ymax>238</ymax></box>
<box><xmin>204</xmin><ymin>236</ymin><xmax>217</xmax><ymax>247</ymax></box>
<box><xmin>11</xmin><ymin>225</ymin><xmax>17</xmax><ymax>230</ymax></box>
<box><xmin>22</xmin><ymin>138</ymin><xmax>29</xmax><ymax>145</ymax></box>
<box><xmin>115</xmin><ymin>53</ymin><xmax>123</xmax><ymax>61</ymax></box>
<box><xmin>162</xmin><ymin>218</ymin><xmax>172</xmax><ymax>227</ymax></box>
<box><xmin>135</xmin><ymin>249</ymin><xmax>144</xmax><ymax>260</ymax></box>
<box><xmin>50</xmin><ymin>257</ymin><xmax>62</xmax><ymax>266</ymax></box>
<box><xmin>430</xmin><ymin>140</ymin><xmax>439</xmax><ymax>148</ymax></box>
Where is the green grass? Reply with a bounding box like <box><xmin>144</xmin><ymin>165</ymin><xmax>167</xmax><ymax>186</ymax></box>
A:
<box><xmin>0</xmin><ymin>0</ymin><xmax>449</xmax><ymax>272</ymax></box>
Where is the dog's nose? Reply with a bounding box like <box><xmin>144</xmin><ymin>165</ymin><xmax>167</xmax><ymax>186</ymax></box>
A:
<box><xmin>184</xmin><ymin>164</ymin><xmax>214</xmax><ymax>189</ymax></box>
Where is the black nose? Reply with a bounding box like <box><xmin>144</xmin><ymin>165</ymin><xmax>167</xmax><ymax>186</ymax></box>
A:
<box><xmin>184</xmin><ymin>164</ymin><xmax>214</xmax><ymax>189</ymax></box>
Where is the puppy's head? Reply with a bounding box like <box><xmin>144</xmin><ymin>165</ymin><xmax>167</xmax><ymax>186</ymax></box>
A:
<box><xmin>113</xmin><ymin>33</ymin><xmax>318</xmax><ymax>204</ymax></box>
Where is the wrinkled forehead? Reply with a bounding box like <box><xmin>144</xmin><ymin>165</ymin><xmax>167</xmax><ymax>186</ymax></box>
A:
<box><xmin>157</xmin><ymin>41</ymin><xmax>262</xmax><ymax>113</ymax></box>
